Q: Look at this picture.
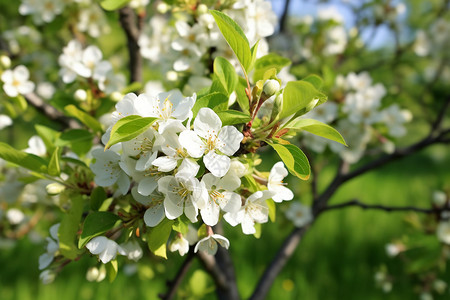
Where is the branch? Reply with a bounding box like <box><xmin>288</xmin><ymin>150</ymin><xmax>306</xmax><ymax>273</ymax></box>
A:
<box><xmin>197</xmin><ymin>251</ymin><xmax>229</xmax><ymax>291</ymax></box>
<box><xmin>159</xmin><ymin>250</ymin><xmax>195</xmax><ymax>300</ymax></box>
<box><xmin>322</xmin><ymin>199</ymin><xmax>442</xmax><ymax>214</ymax></box>
<box><xmin>279</xmin><ymin>0</ymin><xmax>291</xmax><ymax>33</ymax></box>
<box><xmin>24</xmin><ymin>92</ymin><xmax>80</xmax><ymax>129</ymax></box>
<box><xmin>119</xmin><ymin>6</ymin><xmax>142</xmax><ymax>84</ymax></box>
<box><xmin>249</xmin><ymin>226</ymin><xmax>309</xmax><ymax>300</ymax></box>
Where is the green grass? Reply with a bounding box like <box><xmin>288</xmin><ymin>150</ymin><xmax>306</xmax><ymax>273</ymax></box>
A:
<box><xmin>1</xmin><ymin>146</ymin><xmax>449</xmax><ymax>300</ymax></box>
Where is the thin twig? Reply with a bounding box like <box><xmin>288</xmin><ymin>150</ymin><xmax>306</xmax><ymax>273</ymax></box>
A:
<box><xmin>24</xmin><ymin>92</ymin><xmax>80</xmax><ymax>129</ymax></box>
<box><xmin>159</xmin><ymin>250</ymin><xmax>195</xmax><ymax>300</ymax></box>
<box><xmin>279</xmin><ymin>0</ymin><xmax>291</xmax><ymax>33</ymax></box>
<box><xmin>119</xmin><ymin>6</ymin><xmax>142</xmax><ymax>84</ymax></box>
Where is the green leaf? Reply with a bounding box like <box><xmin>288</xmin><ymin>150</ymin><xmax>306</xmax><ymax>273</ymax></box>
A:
<box><xmin>90</xmin><ymin>187</ymin><xmax>107</xmax><ymax>211</ymax></box>
<box><xmin>122</xmin><ymin>82</ymin><xmax>143</xmax><ymax>94</ymax></box>
<box><xmin>253</xmin><ymin>222</ymin><xmax>261</xmax><ymax>239</ymax></box>
<box><xmin>147</xmin><ymin>218</ymin><xmax>173</xmax><ymax>259</ymax></box>
<box><xmin>35</xmin><ymin>124</ymin><xmax>60</xmax><ymax>154</ymax></box>
<box><xmin>100</xmin><ymin>0</ymin><xmax>129</xmax><ymax>10</ymax></box>
<box><xmin>78</xmin><ymin>212</ymin><xmax>121</xmax><ymax>248</ymax></box>
<box><xmin>253</xmin><ymin>53</ymin><xmax>291</xmax><ymax>82</ymax></box>
<box><xmin>235</xmin><ymin>77</ymin><xmax>250</xmax><ymax>113</ymax></box>
<box><xmin>106</xmin><ymin>260</ymin><xmax>118</xmax><ymax>282</ymax></box>
<box><xmin>56</xmin><ymin>129</ymin><xmax>94</xmax><ymax>156</ymax></box>
<box><xmin>249</xmin><ymin>40</ymin><xmax>260</xmax><ymax>71</ymax></box>
<box><xmin>65</xmin><ymin>105</ymin><xmax>103</xmax><ymax>133</ymax></box>
<box><xmin>61</xmin><ymin>156</ymin><xmax>88</xmax><ymax>167</ymax></box>
<box><xmin>48</xmin><ymin>147</ymin><xmax>61</xmax><ymax>176</ymax></box>
<box><xmin>241</xmin><ymin>175</ymin><xmax>259</xmax><ymax>193</ymax></box>
<box><xmin>192</xmin><ymin>93</ymin><xmax>228</xmax><ymax>119</ymax></box>
<box><xmin>0</xmin><ymin>142</ymin><xmax>48</xmax><ymax>173</ymax></box>
<box><xmin>302</xmin><ymin>74</ymin><xmax>323</xmax><ymax>90</ymax></box>
<box><xmin>266</xmin><ymin>199</ymin><xmax>276</xmax><ymax>222</ymax></box>
<box><xmin>216</xmin><ymin>110</ymin><xmax>251</xmax><ymax>126</ymax></box>
<box><xmin>58</xmin><ymin>194</ymin><xmax>84</xmax><ymax>259</ymax></box>
<box><xmin>214</xmin><ymin>57</ymin><xmax>238</xmax><ymax>96</ymax></box>
<box><xmin>172</xmin><ymin>217</ymin><xmax>189</xmax><ymax>234</ymax></box>
<box><xmin>105</xmin><ymin>115</ymin><xmax>157</xmax><ymax>149</ymax></box>
<box><xmin>279</xmin><ymin>81</ymin><xmax>327</xmax><ymax>121</ymax></box>
<box><xmin>284</xmin><ymin>118</ymin><xmax>347</xmax><ymax>146</ymax></box>
<box><xmin>210</xmin><ymin>10</ymin><xmax>252</xmax><ymax>72</ymax></box>
<box><xmin>268</xmin><ymin>142</ymin><xmax>310</xmax><ymax>180</ymax></box>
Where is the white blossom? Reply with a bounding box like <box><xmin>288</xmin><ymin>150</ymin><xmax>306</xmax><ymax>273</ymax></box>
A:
<box><xmin>86</xmin><ymin>236</ymin><xmax>126</xmax><ymax>264</ymax></box>
<box><xmin>268</xmin><ymin>162</ymin><xmax>293</xmax><ymax>203</ymax></box>
<box><xmin>120</xmin><ymin>240</ymin><xmax>143</xmax><ymax>261</ymax></box>
<box><xmin>6</xmin><ymin>208</ymin><xmax>25</xmax><ymax>225</ymax></box>
<box><xmin>437</xmin><ymin>221</ymin><xmax>450</xmax><ymax>245</ymax></box>
<box><xmin>169</xmin><ymin>234</ymin><xmax>190</xmax><ymax>256</ymax></box>
<box><xmin>24</xmin><ymin>135</ymin><xmax>46</xmax><ymax>156</ymax></box>
<box><xmin>1</xmin><ymin>65</ymin><xmax>35</xmax><ymax>97</ymax></box>
<box><xmin>39</xmin><ymin>223</ymin><xmax>60</xmax><ymax>270</ymax></box>
<box><xmin>285</xmin><ymin>202</ymin><xmax>313</xmax><ymax>227</ymax></box>
<box><xmin>0</xmin><ymin>115</ymin><xmax>13</xmax><ymax>130</ymax></box>
<box><xmin>194</xmin><ymin>234</ymin><xmax>230</xmax><ymax>255</ymax></box>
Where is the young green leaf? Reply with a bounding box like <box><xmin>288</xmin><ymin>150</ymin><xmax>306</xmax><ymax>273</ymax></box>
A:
<box><xmin>65</xmin><ymin>105</ymin><xmax>103</xmax><ymax>133</ymax></box>
<box><xmin>214</xmin><ymin>57</ymin><xmax>238</xmax><ymax>96</ymax></box>
<box><xmin>0</xmin><ymin>142</ymin><xmax>48</xmax><ymax>173</ymax></box>
<box><xmin>279</xmin><ymin>81</ymin><xmax>327</xmax><ymax>121</ymax></box>
<box><xmin>216</xmin><ymin>110</ymin><xmax>251</xmax><ymax>126</ymax></box>
<box><xmin>302</xmin><ymin>74</ymin><xmax>323</xmax><ymax>90</ymax></box>
<box><xmin>253</xmin><ymin>53</ymin><xmax>291</xmax><ymax>82</ymax></box>
<box><xmin>266</xmin><ymin>199</ymin><xmax>276</xmax><ymax>222</ymax></box>
<box><xmin>78</xmin><ymin>212</ymin><xmax>121</xmax><ymax>248</ymax></box>
<box><xmin>48</xmin><ymin>147</ymin><xmax>61</xmax><ymax>176</ymax></box>
<box><xmin>210</xmin><ymin>10</ymin><xmax>252</xmax><ymax>72</ymax></box>
<box><xmin>235</xmin><ymin>77</ymin><xmax>250</xmax><ymax>113</ymax></box>
<box><xmin>35</xmin><ymin>124</ymin><xmax>60</xmax><ymax>154</ymax></box>
<box><xmin>90</xmin><ymin>186</ymin><xmax>107</xmax><ymax>211</ymax></box>
<box><xmin>106</xmin><ymin>260</ymin><xmax>118</xmax><ymax>282</ymax></box>
<box><xmin>100</xmin><ymin>0</ymin><xmax>129</xmax><ymax>11</ymax></box>
<box><xmin>56</xmin><ymin>129</ymin><xmax>94</xmax><ymax>156</ymax></box>
<box><xmin>58</xmin><ymin>194</ymin><xmax>84</xmax><ymax>259</ymax></box>
<box><xmin>147</xmin><ymin>218</ymin><xmax>174</xmax><ymax>259</ymax></box>
<box><xmin>284</xmin><ymin>118</ymin><xmax>347</xmax><ymax>146</ymax></box>
<box><xmin>105</xmin><ymin>115</ymin><xmax>157</xmax><ymax>149</ymax></box>
<box><xmin>192</xmin><ymin>92</ymin><xmax>228</xmax><ymax>118</ymax></box>
<box><xmin>268</xmin><ymin>141</ymin><xmax>310</xmax><ymax>180</ymax></box>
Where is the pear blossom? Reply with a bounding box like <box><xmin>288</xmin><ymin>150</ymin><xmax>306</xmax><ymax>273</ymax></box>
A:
<box><xmin>131</xmin><ymin>187</ymin><xmax>165</xmax><ymax>227</ymax></box>
<box><xmin>268</xmin><ymin>162</ymin><xmax>293</xmax><ymax>203</ymax></box>
<box><xmin>90</xmin><ymin>148</ymin><xmax>131</xmax><ymax>195</ymax></box>
<box><xmin>86</xmin><ymin>266</ymin><xmax>106</xmax><ymax>282</ymax></box>
<box><xmin>224</xmin><ymin>190</ymin><xmax>275</xmax><ymax>235</ymax></box>
<box><xmin>25</xmin><ymin>135</ymin><xmax>46</xmax><ymax>156</ymax></box>
<box><xmin>169</xmin><ymin>234</ymin><xmax>190</xmax><ymax>256</ymax></box>
<box><xmin>1</xmin><ymin>65</ymin><xmax>35</xmax><ymax>97</ymax></box>
<box><xmin>194</xmin><ymin>234</ymin><xmax>230</xmax><ymax>255</ymax></box>
<box><xmin>58</xmin><ymin>40</ymin><xmax>85</xmax><ymax>83</ymax></box>
<box><xmin>437</xmin><ymin>221</ymin><xmax>450</xmax><ymax>245</ymax></box>
<box><xmin>39</xmin><ymin>223</ymin><xmax>60</xmax><ymax>270</ymax></box>
<box><xmin>179</xmin><ymin>108</ymin><xmax>244</xmax><ymax>177</ymax></box>
<box><xmin>135</xmin><ymin>90</ymin><xmax>196</xmax><ymax>134</ymax></box>
<box><xmin>158</xmin><ymin>174</ymin><xmax>207</xmax><ymax>223</ymax></box>
<box><xmin>6</xmin><ymin>208</ymin><xmax>25</xmax><ymax>225</ymax></box>
<box><xmin>380</xmin><ymin>104</ymin><xmax>412</xmax><ymax>137</ymax></box>
<box><xmin>86</xmin><ymin>236</ymin><xmax>126</xmax><ymax>264</ymax></box>
<box><xmin>19</xmin><ymin>0</ymin><xmax>65</xmax><ymax>25</ymax></box>
<box><xmin>77</xmin><ymin>6</ymin><xmax>110</xmax><ymax>38</ymax></box>
<box><xmin>40</xmin><ymin>270</ymin><xmax>56</xmax><ymax>284</ymax></box>
<box><xmin>0</xmin><ymin>115</ymin><xmax>12</xmax><ymax>130</ymax></box>
<box><xmin>200</xmin><ymin>173</ymin><xmax>242</xmax><ymax>226</ymax></box>
<box><xmin>285</xmin><ymin>202</ymin><xmax>313</xmax><ymax>227</ymax></box>
<box><xmin>120</xmin><ymin>240</ymin><xmax>143</xmax><ymax>261</ymax></box>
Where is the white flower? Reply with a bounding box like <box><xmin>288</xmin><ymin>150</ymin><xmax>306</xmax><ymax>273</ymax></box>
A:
<box><xmin>77</xmin><ymin>6</ymin><xmax>110</xmax><ymax>38</ymax></box>
<box><xmin>384</xmin><ymin>242</ymin><xmax>405</xmax><ymax>257</ymax></box>
<box><xmin>0</xmin><ymin>115</ymin><xmax>12</xmax><ymax>130</ymax></box>
<box><xmin>268</xmin><ymin>162</ymin><xmax>293</xmax><ymax>203</ymax></box>
<box><xmin>40</xmin><ymin>270</ymin><xmax>56</xmax><ymax>284</ymax></box>
<box><xmin>194</xmin><ymin>234</ymin><xmax>230</xmax><ymax>255</ymax></box>
<box><xmin>58</xmin><ymin>40</ymin><xmax>85</xmax><ymax>83</ymax></box>
<box><xmin>131</xmin><ymin>187</ymin><xmax>165</xmax><ymax>227</ymax></box>
<box><xmin>437</xmin><ymin>221</ymin><xmax>450</xmax><ymax>244</ymax></box>
<box><xmin>179</xmin><ymin>108</ymin><xmax>244</xmax><ymax>177</ymax></box>
<box><xmin>380</xmin><ymin>104</ymin><xmax>412</xmax><ymax>137</ymax></box>
<box><xmin>86</xmin><ymin>266</ymin><xmax>107</xmax><ymax>282</ymax></box>
<box><xmin>200</xmin><ymin>173</ymin><xmax>242</xmax><ymax>226</ymax></box>
<box><xmin>169</xmin><ymin>234</ymin><xmax>190</xmax><ymax>256</ymax></box>
<box><xmin>39</xmin><ymin>223</ymin><xmax>60</xmax><ymax>270</ymax></box>
<box><xmin>86</xmin><ymin>236</ymin><xmax>126</xmax><ymax>264</ymax></box>
<box><xmin>433</xmin><ymin>190</ymin><xmax>447</xmax><ymax>207</ymax></box>
<box><xmin>285</xmin><ymin>202</ymin><xmax>313</xmax><ymax>227</ymax></box>
<box><xmin>1</xmin><ymin>65</ymin><xmax>35</xmax><ymax>97</ymax></box>
<box><xmin>36</xmin><ymin>82</ymin><xmax>55</xmax><ymax>99</ymax></box>
<box><xmin>224</xmin><ymin>190</ymin><xmax>275</xmax><ymax>235</ymax></box>
<box><xmin>120</xmin><ymin>240</ymin><xmax>143</xmax><ymax>261</ymax></box>
<box><xmin>24</xmin><ymin>135</ymin><xmax>46</xmax><ymax>156</ymax></box>
<box><xmin>90</xmin><ymin>148</ymin><xmax>131</xmax><ymax>195</ymax></box>
<box><xmin>158</xmin><ymin>174</ymin><xmax>207</xmax><ymax>223</ymax></box>
<box><xmin>413</xmin><ymin>30</ymin><xmax>430</xmax><ymax>56</ymax></box>
<box><xmin>135</xmin><ymin>90</ymin><xmax>196</xmax><ymax>134</ymax></box>
<box><xmin>6</xmin><ymin>208</ymin><xmax>25</xmax><ymax>225</ymax></box>
<box><xmin>19</xmin><ymin>0</ymin><xmax>64</xmax><ymax>25</ymax></box>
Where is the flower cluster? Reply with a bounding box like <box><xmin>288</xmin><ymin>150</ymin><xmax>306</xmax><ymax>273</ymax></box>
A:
<box><xmin>302</xmin><ymin>71</ymin><xmax>412</xmax><ymax>163</ymax></box>
<box><xmin>90</xmin><ymin>90</ymin><xmax>296</xmax><ymax>257</ymax></box>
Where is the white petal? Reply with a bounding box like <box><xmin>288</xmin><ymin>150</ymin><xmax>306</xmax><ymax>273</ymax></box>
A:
<box><xmin>212</xmin><ymin>234</ymin><xmax>230</xmax><ymax>249</ymax></box>
<box><xmin>152</xmin><ymin>156</ymin><xmax>178</xmax><ymax>172</ymax></box>
<box><xmin>241</xmin><ymin>215</ymin><xmax>256</xmax><ymax>235</ymax></box>
<box><xmin>217</xmin><ymin>126</ymin><xmax>243</xmax><ymax>156</ymax></box>
<box><xmin>39</xmin><ymin>253</ymin><xmax>54</xmax><ymax>270</ymax></box>
<box><xmin>269</xmin><ymin>162</ymin><xmax>288</xmax><ymax>183</ymax></box>
<box><xmin>164</xmin><ymin>196</ymin><xmax>183</xmax><ymax>220</ymax></box>
<box><xmin>86</xmin><ymin>236</ymin><xmax>108</xmax><ymax>255</ymax></box>
<box><xmin>194</xmin><ymin>108</ymin><xmax>222</xmax><ymax>139</ymax></box>
<box><xmin>144</xmin><ymin>203</ymin><xmax>165</xmax><ymax>227</ymax></box>
<box><xmin>98</xmin><ymin>240</ymin><xmax>119</xmax><ymax>264</ymax></box>
<box><xmin>218</xmin><ymin>174</ymin><xmax>241</xmax><ymax>191</ymax></box>
<box><xmin>138</xmin><ymin>177</ymin><xmax>158</xmax><ymax>196</ymax></box>
<box><xmin>271</xmin><ymin>186</ymin><xmax>294</xmax><ymax>203</ymax></box>
<box><xmin>131</xmin><ymin>187</ymin><xmax>151</xmax><ymax>205</ymax></box>
<box><xmin>177</xmin><ymin>158</ymin><xmax>200</xmax><ymax>178</ymax></box>
<box><xmin>179</xmin><ymin>130</ymin><xmax>204</xmax><ymax>158</ymax></box>
<box><xmin>200</xmin><ymin>199</ymin><xmax>220</xmax><ymax>226</ymax></box>
<box><xmin>204</xmin><ymin>152</ymin><xmax>230</xmax><ymax>177</ymax></box>
<box><xmin>221</xmin><ymin>192</ymin><xmax>241</xmax><ymax>213</ymax></box>
<box><xmin>14</xmin><ymin>65</ymin><xmax>30</xmax><ymax>81</ymax></box>
<box><xmin>117</xmin><ymin>172</ymin><xmax>130</xmax><ymax>195</ymax></box>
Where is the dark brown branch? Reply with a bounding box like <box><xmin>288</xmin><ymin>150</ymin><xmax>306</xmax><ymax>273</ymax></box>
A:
<box><xmin>24</xmin><ymin>92</ymin><xmax>80</xmax><ymax>129</ymax></box>
<box><xmin>249</xmin><ymin>226</ymin><xmax>309</xmax><ymax>300</ymax></box>
<box><xmin>322</xmin><ymin>199</ymin><xmax>442</xmax><ymax>214</ymax></box>
<box><xmin>279</xmin><ymin>0</ymin><xmax>291</xmax><ymax>33</ymax></box>
<box><xmin>119</xmin><ymin>6</ymin><xmax>142</xmax><ymax>84</ymax></box>
<box><xmin>197</xmin><ymin>251</ymin><xmax>229</xmax><ymax>291</ymax></box>
<box><xmin>159</xmin><ymin>251</ymin><xmax>195</xmax><ymax>300</ymax></box>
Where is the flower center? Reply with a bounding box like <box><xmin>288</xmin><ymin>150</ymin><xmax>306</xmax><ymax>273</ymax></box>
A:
<box><xmin>160</xmin><ymin>97</ymin><xmax>173</xmax><ymax>120</ymax></box>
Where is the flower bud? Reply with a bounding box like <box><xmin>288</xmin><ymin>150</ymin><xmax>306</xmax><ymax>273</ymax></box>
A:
<box><xmin>46</xmin><ymin>183</ymin><xmax>65</xmax><ymax>195</ymax></box>
<box><xmin>270</xmin><ymin>93</ymin><xmax>283</xmax><ymax>120</ymax></box>
<box><xmin>433</xmin><ymin>190</ymin><xmax>447</xmax><ymax>207</ymax></box>
<box><xmin>110</xmin><ymin>91</ymin><xmax>123</xmax><ymax>102</ymax></box>
<box><xmin>197</xmin><ymin>4</ymin><xmax>208</xmax><ymax>15</ymax></box>
<box><xmin>74</xmin><ymin>89</ymin><xmax>87</xmax><ymax>101</ymax></box>
<box><xmin>263</xmin><ymin>79</ymin><xmax>280</xmax><ymax>97</ymax></box>
<box><xmin>40</xmin><ymin>270</ymin><xmax>56</xmax><ymax>284</ymax></box>
<box><xmin>0</xmin><ymin>55</ymin><xmax>11</xmax><ymax>69</ymax></box>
